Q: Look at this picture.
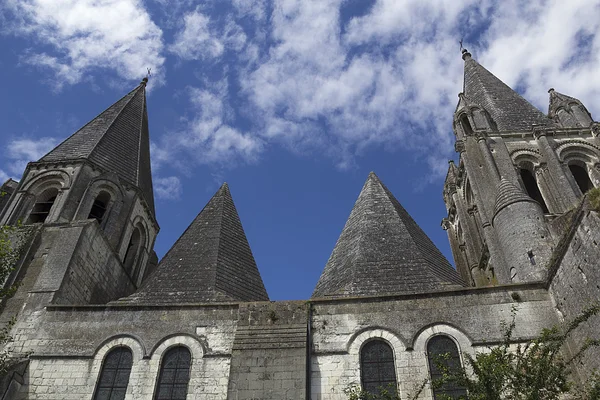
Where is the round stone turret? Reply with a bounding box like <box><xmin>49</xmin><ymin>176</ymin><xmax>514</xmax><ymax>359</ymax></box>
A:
<box><xmin>492</xmin><ymin>178</ymin><xmax>553</xmax><ymax>283</ymax></box>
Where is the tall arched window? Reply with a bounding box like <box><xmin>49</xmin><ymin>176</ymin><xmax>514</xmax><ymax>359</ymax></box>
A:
<box><xmin>93</xmin><ymin>347</ymin><xmax>133</xmax><ymax>400</ymax></box>
<box><xmin>569</xmin><ymin>164</ymin><xmax>594</xmax><ymax>194</ymax></box>
<box><xmin>519</xmin><ymin>168</ymin><xmax>549</xmax><ymax>213</ymax></box>
<box><xmin>154</xmin><ymin>346</ymin><xmax>191</xmax><ymax>400</ymax></box>
<box><xmin>89</xmin><ymin>191</ymin><xmax>111</xmax><ymax>225</ymax></box>
<box><xmin>460</xmin><ymin>115</ymin><xmax>473</xmax><ymax>136</ymax></box>
<box><xmin>427</xmin><ymin>336</ymin><xmax>467</xmax><ymax>399</ymax></box>
<box><xmin>360</xmin><ymin>340</ymin><xmax>397</xmax><ymax>396</ymax></box>
<box><xmin>124</xmin><ymin>227</ymin><xmax>142</xmax><ymax>276</ymax></box>
<box><xmin>27</xmin><ymin>188</ymin><xmax>59</xmax><ymax>224</ymax></box>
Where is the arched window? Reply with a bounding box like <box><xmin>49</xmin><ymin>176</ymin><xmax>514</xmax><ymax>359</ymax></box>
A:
<box><xmin>569</xmin><ymin>164</ymin><xmax>594</xmax><ymax>194</ymax></box>
<box><xmin>519</xmin><ymin>168</ymin><xmax>549</xmax><ymax>213</ymax></box>
<box><xmin>460</xmin><ymin>115</ymin><xmax>473</xmax><ymax>136</ymax></box>
<box><xmin>27</xmin><ymin>188</ymin><xmax>59</xmax><ymax>224</ymax></box>
<box><xmin>427</xmin><ymin>336</ymin><xmax>467</xmax><ymax>399</ymax></box>
<box><xmin>93</xmin><ymin>347</ymin><xmax>133</xmax><ymax>400</ymax></box>
<box><xmin>360</xmin><ymin>340</ymin><xmax>397</xmax><ymax>396</ymax></box>
<box><xmin>154</xmin><ymin>346</ymin><xmax>191</xmax><ymax>400</ymax></box>
<box><xmin>89</xmin><ymin>191</ymin><xmax>111</xmax><ymax>225</ymax></box>
<box><xmin>124</xmin><ymin>227</ymin><xmax>142</xmax><ymax>276</ymax></box>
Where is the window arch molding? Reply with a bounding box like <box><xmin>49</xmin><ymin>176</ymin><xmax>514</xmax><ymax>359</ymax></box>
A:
<box><xmin>347</xmin><ymin>327</ymin><xmax>407</xmax><ymax>356</ymax></box>
<box><xmin>122</xmin><ymin>215</ymin><xmax>151</xmax><ymax>284</ymax></box>
<box><xmin>556</xmin><ymin>141</ymin><xmax>600</xmax><ymax>163</ymax></box>
<box><xmin>149</xmin><ymin>335</ymin><xmax>204</xmax><ymax>399</ymax></box>
<box><xmin>9</xmin><ymin>170</ymin><xmax>70</xmax><ymax>225</ymax></box>
<box><xmin>76</xmin><ymin>177</ymin><xmax>124</xmax><ymax>230</ymax></box>
<box><xmin>411</xmin><ymin>323</ymin><xmax>472</xmax><ymax>354</ymax></box>
<box><xmin>509</xmin><ymin>148</ymin><xmax>542</xmax><ymax>168</ymax></box>
<box><xmin>90</xmin><ymin>336</ymin><xmax>145</xmax><ymax>400</ymax></box>
<box><xmin>21</xmin><ymin>169</ymin><xmax>71</xmax><ymax>192</ymax></box>
<box><xmin>346</xmin><ymin>328</ymin><xmax>405</xmax><ymax>395</ymax></box>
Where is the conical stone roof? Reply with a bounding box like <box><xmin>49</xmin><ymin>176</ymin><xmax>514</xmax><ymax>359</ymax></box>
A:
<box><xmin>40</xmin><ymin>80</ymin><xmax>155</xmax><ymax>214</ymax></box>
<box><xmin>115</xmin><ymin>183</ymin><xmax>269</xmax><ymax>304</ymax></box>
<box><xmin>312</xmin><ymin>172</ymin><xmax>465</xmax><ymax>299</ymax></box>
<box><xmin>462</xmin><ymin>51</ymin><xmax>551</xmax><ymax>131</ymax></box>
<box><xmin>493</xmin><ymin>178</ymin><xmax>537</xmax><ymax>216</ymax></box>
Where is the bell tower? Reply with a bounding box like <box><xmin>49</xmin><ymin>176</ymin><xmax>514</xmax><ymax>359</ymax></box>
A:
<box><xmin>443</xmin><ymin>50</ymin><xmax>600</xmax><ymax>287</ymax></box>
<box><xmin>0</xmin><ymin>78</ymin><xmax>158</xmax><ymax>290</ymax></box>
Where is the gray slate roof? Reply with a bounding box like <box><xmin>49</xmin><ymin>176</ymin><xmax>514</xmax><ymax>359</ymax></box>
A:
<box><xmin>312</xmin><ymin>172</ymin><xmax>465</xmax><ymax>299</ymax></box>
<box><xmin>115</xmin><ymin>183</ymin><xmax>269</xmax><ymax>304</ymax></box>
<box><xmin>462</xmin><ymin>51</ymin><xmax>551</xmax><ymax>131</ymax></box>
<box><xmin>40</xmin><ymin>81</ymin><xmax>155</xmax><ymax>214</ymax></box>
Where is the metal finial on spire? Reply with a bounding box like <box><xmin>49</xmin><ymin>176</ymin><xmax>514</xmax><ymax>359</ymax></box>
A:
<box><xmin>141</xmin><ymin>68</ymin><xmax>151</xmax><ymax>86</ymax></box>
<box><xmin>459</xmin><ymin>38</ymin><xmax>464</xmax><ymax>51</ymax></box>
<box><xmin>461</xmin><ymin>48</ymin><xmax>471</xmax><ymax>60</ymax></box>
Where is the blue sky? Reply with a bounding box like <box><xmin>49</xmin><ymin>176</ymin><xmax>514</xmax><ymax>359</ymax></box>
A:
<box><xmin>1</xmin><ymin>0</ymin><xmax>599</xmax><ymax>300</ymax></box>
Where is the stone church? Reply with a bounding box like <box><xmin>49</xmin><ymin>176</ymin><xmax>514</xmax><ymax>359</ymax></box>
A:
<box><xmin>1</xmin><ymin>49</ymin><xmax>600</xmax><ymax>399</ymax></box>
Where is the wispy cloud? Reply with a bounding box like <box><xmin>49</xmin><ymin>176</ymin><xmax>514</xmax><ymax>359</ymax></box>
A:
<box><xmin>152</xmin><ymin>79</ymin><xmax>264</xmax><ymax>172</ymax></box>
<box><xmin>154</xmin><ymin>176</ymin><xmax>182</xmax><ymax>200</ymax></box>
<box><xmin>2</xmin><ymin>0</ymin><xmax>165</xmax><ymax>89</ymax></box>
<box><xmin>160</xmin><ymin>0</ymin><xmax>599</xmax><ymax>179</ymax></box>
<box><xmin>2</xmin><ymin>137</ymin><xmax>59</xmax><ymax>179</ymax></box>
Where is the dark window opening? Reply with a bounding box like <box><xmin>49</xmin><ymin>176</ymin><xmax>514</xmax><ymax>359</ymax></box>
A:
<box><xmin>28</xmin><ymin>188</ymin><xmax>59</xmax><ymax>224</ymax></box>
<box><xmin>123</xmin><ymin>227</ymin><xmax>141</xmax><ymax>276</ymax></box>
<box><xmin>93</xmin><ymin>347</ymin><xmax>133</xmax><ymax>400</ymax></box>
<box><xmin>154</xmin><ymin>346</ymin><xmax>191</xmax><ymax>400</ymax></box>
<box><xmin>360</xmin><ymin>340</ymin><xmax>397</xmax><ymax>396</ymax></box>
<box><xmin>569</xmin><ymin>164</ymin><xmax>594</xmax><ymax>194</ymax></box>
<box><xmin>427</xmin><ymin>336</ymin><xmax>467</xmax><ymax>399</ymax></box>
<box><xmin>520</xmin><ymin>169</ymin><xmax>549</xmax><ymax>213</ymax></box>
<box><xmin>89</xmin><ymin>191</ymin><xmax>111</xmax><ymax>225</ymax></box>
<box><xmin>460</xmin><ymin>115</ymin><xmax>473</xmax><ymax>136</ymax></box>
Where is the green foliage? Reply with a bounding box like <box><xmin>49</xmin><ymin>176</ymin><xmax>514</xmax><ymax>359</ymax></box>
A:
<box><xmin>0</xmin><ymin>193</ymin><xmax>32</xmax><ymax>375</ymax></box>
<box><xmin>345</xmin><ymin>305</ymin><xmax>600</xmax><ymax>400</ymax></box>
<box><xmin>588</xmin><ymin>187</ymin><xmax>600</xmax><ymax>212</ymax></box>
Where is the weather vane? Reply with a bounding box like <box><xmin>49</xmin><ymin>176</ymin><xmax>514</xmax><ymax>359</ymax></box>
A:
<box><xmin>459</xmin><ymin>38</ymin><xmax>464</xmax><ymax>51</ymax></box>
<box><xmin>146</xmin><ymin>68</ymin><xmax>152</xmax><ymax>79</ymax></box>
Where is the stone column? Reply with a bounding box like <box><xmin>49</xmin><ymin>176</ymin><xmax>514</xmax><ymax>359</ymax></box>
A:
<box><xmin>534</xmin><ymin>128</ymin><xmax>579</xmax><ymax>211</ymax></box>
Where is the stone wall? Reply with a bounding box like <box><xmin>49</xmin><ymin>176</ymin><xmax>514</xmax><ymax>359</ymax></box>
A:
<box><xmin>549</xmin><ymin>206</ymin><xmax>600</xmax><ymax>380</ymax></box>
<box><xmin>310</xmin><ymin>285</ymin><xmax>557</xmax><ymax>400</ymax></box>
<box><xmin>12</xmin><ymin>304</ymin><xmax>239</xmax><ymax>399</ymax></box>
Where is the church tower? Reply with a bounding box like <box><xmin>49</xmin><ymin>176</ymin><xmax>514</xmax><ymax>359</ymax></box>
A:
<box><xmin>443</xmin><ymin>49</ymin><xmax>600</xmax><ymax>287</ymax></box>
<box><xmin>0</xmin><ymin>78</ymin><xmax>158</xmax><ymax>308</ymax></box>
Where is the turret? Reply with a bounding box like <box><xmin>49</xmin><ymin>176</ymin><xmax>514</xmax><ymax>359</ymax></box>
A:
<box><xmin>492</xmin><ymin>178</ymin><xmax>553</xmax><ymax>282</ymax></box>
<box><xmin>548</xmin><ymin>88</ymin><xmax>593</xmax><ymax>128</ymax></box>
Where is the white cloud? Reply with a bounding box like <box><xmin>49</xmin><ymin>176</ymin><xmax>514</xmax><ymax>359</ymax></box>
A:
<box><xmin>0</xmin><ymin>170</ymin><xmax>9</xmax><ymax>184</ymax></box>
<box><xmin>169</xmin><ymin>10</ymin><xmax>246</xmax><ymax>61</ymax></box>
<box><xmin>154</xmin><ymin>176</ymin><xmax>182</xmax><ymax>200</ymax></box>
<box><xmin>2</xmin><ymin>137</ymin><xmax>59</xmax><ymax>179</ymax></box>
<box><xmin>3</xmin><ymin>0</ymin><xmax>165</xmax><ymax>89</ymax></box>
<box><xmin>152</xmin><ymin>79</ymin><xmax>263</xmax><ymax>171</ymax></box>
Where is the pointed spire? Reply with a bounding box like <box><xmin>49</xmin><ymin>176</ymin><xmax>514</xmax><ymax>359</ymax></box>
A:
<box><xmin>116</xmin><ymin>183</ymin><xmax>269</xmax><ymax>304</ymax></box>
<box><xmin>312</xmin><ymin>172</ymin><xmax>465</xmax><ymax>299</ymax></box>
<box><xmin>493</xmin><ymin>178</ymin><xmax>537</xmax><ymax>216</ymax></box>
<box><xmin>445</xmin><ymin>160</ymin><xmax>459</xmax><ymax>189</ymax></box>
<box><xmin>40</xmin><ymin>79</ymin><xmax>155</xmax><ymax>214</ymax></box>
<box><xmin>462</xmin><ymin>52</ymin><xmax>550</xmax><ymax>131</ymax></box>
<box><xmin>547</xmin><ymin>88</ymin><xmax>592</xmax><ymax>126</ymax></box>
